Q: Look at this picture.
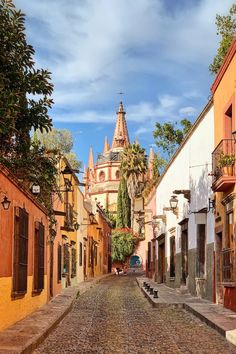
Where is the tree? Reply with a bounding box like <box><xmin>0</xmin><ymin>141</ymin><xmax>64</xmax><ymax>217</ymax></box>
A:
<box><xmin>120</xmin><ymin>143</ymin><xmax>148</xmax><ymax>227</ymax></box>
<box><xmin>0</xmin><ymin>1</ymin><xmax>57</xmax><ymax>228</ymax></box>
<box><xmin>111</xmin><ymin>229</ymin><xmax>135</xmax><ymax>262</ymax></box>
<box><xmin>0</xmin><ymin>0</ymin><xmax>53</xmax><ymax>156</ymax></box>
<box><xmin>116</xmin><ymin>176</ymin><xmax>131</xmax><ymax>228</ymax></box>
<box><xmin>209</xmin><ymin>4</ymin><xmax>236</xmax><ymax>74</ymax></box>
<box><xmin>152</xmin><ymin>152</ymin><xmax>167</xmax><ymax>178</ymax></box>
<box><xmin>153</xmin><ymin>119</ymin><xmax>192</xmax><ymax>158</ymax></box>
<box><xmin>36</xmin><ymin>128</ymin><xmax>81</xmax><ymax>169</ymax></box>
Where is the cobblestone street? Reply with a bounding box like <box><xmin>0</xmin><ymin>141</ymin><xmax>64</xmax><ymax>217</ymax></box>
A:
<box><xmin>35</xmin><ymin>274</ymin><xmax>236</xmax><ymax>354</ymax></box>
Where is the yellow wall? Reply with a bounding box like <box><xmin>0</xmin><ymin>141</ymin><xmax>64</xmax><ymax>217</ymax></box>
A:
<box><xmin>0</xmin><ymin>276</ymin><xmax>47</xmax><ymax>331</ymax></box>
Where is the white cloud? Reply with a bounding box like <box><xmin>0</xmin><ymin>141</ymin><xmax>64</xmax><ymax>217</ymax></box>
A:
<box><xmin>179</xmin><ymin>106</ymin><xmax>197</xmax><ymax>116</ymax></box>
<box><xmin>14</xmin><ymin>0</ymin><xmax>235</xmax><ymax>118</ymax></box>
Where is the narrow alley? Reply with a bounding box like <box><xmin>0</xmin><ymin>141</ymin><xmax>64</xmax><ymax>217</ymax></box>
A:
<box><xmin>34</xmin><ymin>274</ymin><xmax>236</xmax><ymax>354</ymax></box>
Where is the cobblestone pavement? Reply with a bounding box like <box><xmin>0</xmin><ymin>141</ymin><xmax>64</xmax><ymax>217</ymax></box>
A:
<box><xmin>34</xmin><ymin>274</ymin><xmax>236</xmax><ymax>354</ymax></box>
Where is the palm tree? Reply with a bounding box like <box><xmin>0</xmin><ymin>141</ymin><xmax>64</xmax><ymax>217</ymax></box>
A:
<box><xmin>120</xmin><ymin>143</ymin><xmax>148</xmax><ymax>227</ymax></box>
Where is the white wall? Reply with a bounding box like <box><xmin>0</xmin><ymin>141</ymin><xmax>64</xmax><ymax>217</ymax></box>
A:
<box><xmin>155</xmin><ymin>104</ymin><xmax>214</xmax><ymax>257</ymax></box>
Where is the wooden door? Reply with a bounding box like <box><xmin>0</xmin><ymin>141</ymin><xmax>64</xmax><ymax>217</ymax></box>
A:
<box><xmin>216</xmin><ymin>232</ymin><xmax>223</xmax><ymax>303</ymax></box>
<box><xmin>181</xmin><ymin>230</ymin><xmax>188</xmax><ymax>284</ymax></box>
<box><xmin>50</xmin><ymin>241</ymin><xmax>53</xmax><ymax>298</ymax></box>
<box><xmin>159</xmin><ymin>243</ymin><xmax>165</xmax><ymax>283</ymax></box>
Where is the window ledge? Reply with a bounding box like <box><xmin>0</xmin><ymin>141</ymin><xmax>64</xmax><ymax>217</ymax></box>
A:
<box><xmin>32</xmin><ymin>289</ymin><xmax>43</xmax><ymax>296</ymax></box>
<box><xmin>222</xmin><ymin>282</ymin><xmax>236</xmax><ymax>288</ymax></box>
<box><xmin>11</xmin><ymin>291</ymin><xmax>26</xmax><ymax>300</ymax></box>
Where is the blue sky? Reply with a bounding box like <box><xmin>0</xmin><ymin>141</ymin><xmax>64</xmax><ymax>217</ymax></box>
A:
<box><xmin>14</xmin><ymin>0</ymin><xmax>235</xmax><ymax>173</ymax></box>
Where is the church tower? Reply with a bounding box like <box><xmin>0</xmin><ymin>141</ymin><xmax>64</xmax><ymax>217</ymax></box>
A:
<box><xmin>112</xmin><ymin>102</ymin><xmax>130</xmax><ymax>149</ymax></box>
<box><xmin>84</xmin><ymin>101</ymin><xmax>130</xmax><ymax>213</ymax></box>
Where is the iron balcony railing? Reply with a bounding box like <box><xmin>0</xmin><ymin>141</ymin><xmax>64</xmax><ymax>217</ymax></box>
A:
<box><xmin>212</xmin><ymin>139</ymin><xmax>235</xmax><ymax>183</ymax></box>
<box><xmin>221</xmin><ymin>248</ymin><xmax>234</xmax><ymax>283</ymax></box>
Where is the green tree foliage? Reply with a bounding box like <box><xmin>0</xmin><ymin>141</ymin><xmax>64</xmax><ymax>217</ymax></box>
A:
<box><xmin>209</xmin><ymin>4</ymin><xmax>236</xmax><ymax>75</ymax></box>
<box><xmin>0</xmin><ymin>0</ymin><xmax>53</xmax><ymax>155</ymax></box>
<box><xmin>153</xmin><ymin>119</ymin><xmax>192</xmax><ymax>158</ymax></box>
<box><xmin>0</xmin><ymin>1</ymin><xmax>57</xmax><ymax>227</ymax></box>
<box><xmin>120</xmin><ymin>143</ymin><xmax>148</xmax><ymax>199</ymax></box>
<box><xmin>106</xmin><ymin>212</ymin><xmax>116</xmax><ymax>229</ymax></box>
<box><xmin>116</xmin><ymin>176</ymin><xmax>131</xmax><ymax>228</ymax></box>
<box><xmin>120</xmin><ymin>143</ymin><xmax>147</xmax><ymax>228</ymax></box>
<box><xmin>111</xmin><ymin>229</ymin><xmax>135</xmax><ymax>262</ymax></box>
<box><xmin>152</xmin><ymin>152</ymin><xmax>167</xmax><ymax>178</ymax></box>
<box><xmin>36</xmin><ymin>128</ymin><xmax>81</xmax><ymax>169</ymax></box>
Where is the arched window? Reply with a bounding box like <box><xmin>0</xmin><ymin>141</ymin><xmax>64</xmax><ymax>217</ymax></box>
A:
<box><xmin>99</xmin><ymin>171</ymin><xmax>105</xmax><ymax>182</ymax></box>
<box><xmin>115</xmin><ymin>170</ymin><xmax>120</xmax><ymax>180</ymax></box>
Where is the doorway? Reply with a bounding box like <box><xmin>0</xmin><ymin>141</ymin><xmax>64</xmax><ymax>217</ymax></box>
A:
<box><xmin>158</xmin><ymin>235</ymin><xmax>165</xmax><ymax>283</ymax></box>
<box><xmin>215</xmin><ymin>231</ymin><xmax>223</xmax><ymax>303</ymax></box>
<box><xmin>181</xmin><ymin>230</ymin><xmax>188</xmax><ymax>284</ymax></box>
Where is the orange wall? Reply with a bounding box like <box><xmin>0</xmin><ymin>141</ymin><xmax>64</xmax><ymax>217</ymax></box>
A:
<box><xmin>0</xmin><ymin>168</ymin><xmax>48</xmax><ymax>279</ymax></box>
<box><xmin>214</xmin><ymin>52</ymin><xmax>236</xmax><ymax>144</ymax></box>
<box><xmin>0</xmin><ymin>166</ymin><xmax>49</xmax><ymax>330</ymax></box>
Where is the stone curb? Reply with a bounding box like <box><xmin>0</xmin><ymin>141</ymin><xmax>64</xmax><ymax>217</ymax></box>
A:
<box><xmin>0</xmin><ymin>274</ymin><xmax>112</xmax><ymax>354</ymax></box>
<box><xmin>136</xmin><ymin>277</ymin><xmax>236</xmax><ymax>347</ymax></box>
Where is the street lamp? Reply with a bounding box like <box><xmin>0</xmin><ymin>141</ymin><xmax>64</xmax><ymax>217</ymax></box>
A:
<box><xmin>1</xmin><ymin>196</ymin><xmax>11</xmax><ymax>210</ymax></box>
<box><xmin>169</xmin><ymin>195</ymin><xmax>178</xmax><ymax>211</ymax></box>
<box><xmin>74</xmin><ymin>222</ymin><xmax>80</xmax><ymax>231</ymax></box>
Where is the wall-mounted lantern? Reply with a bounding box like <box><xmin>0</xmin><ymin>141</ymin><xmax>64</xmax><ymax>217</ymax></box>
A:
<box><xmin>169</xmin><ymin>195</ymin><xmax>178</xmax><ymax>211</ymax></box>
<box><xmin>31</xmin><ymin>183</ymin><xmax>40</xmax><ymax>195</ymax></box>
<box><xmin>74</xmin><ymin>222</ymin><xmax>80</xmax><ymax>231</ymax></box>
<box><xmin>1</xmin><ymin>196</ymin><xmax>11</xmax><ymax>210</ymax></box>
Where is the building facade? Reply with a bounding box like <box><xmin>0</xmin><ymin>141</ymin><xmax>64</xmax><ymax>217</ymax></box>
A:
<box><xmin>211</xmin><ymin>38</ymin><xmax>236</xmax><ymax>310</ymax></box>
<box><xmin>146</xmin><ymin>101</ymin><xmax>215</xmax><ymax>301</ymax></box>
<box><xmin>0</xmin><ymin>165</ymin><xmax>49</xmax><ymax>330</ymax></box>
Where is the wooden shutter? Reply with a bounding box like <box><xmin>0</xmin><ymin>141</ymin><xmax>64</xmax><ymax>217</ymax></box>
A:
<box><xmin>79</xmin><ymin>242</ymin><xmax>82</xmax><ymax>266</ymax></box>
<box><xmin>38</xmin><ymin>223</ymin><xmax>45</xmax><ymax>290</ymax></box>
<box><xmin>71</xmin><ymin>248</ymin><xmax>76</xmax><ymax>277</ymax></box>
<box><xmin>58</xmin><ymin>244</ymin><xmax>62</xmax><ymax>282</ymax></box>
<box><xmin>13</xmin><ymin>207</ymin><xmax>29</xmax><ymax>295</ymax></box>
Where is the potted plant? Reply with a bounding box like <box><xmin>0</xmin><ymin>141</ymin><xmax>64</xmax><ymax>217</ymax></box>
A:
<box><xmin>217</xmin><ymin>152</ymin><xmax>235</xmax><ymax>176</ymax></box>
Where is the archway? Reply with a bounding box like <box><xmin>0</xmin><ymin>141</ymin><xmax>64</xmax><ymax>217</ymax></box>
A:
<box><xmin>130</xmin><ymin>255</ymin><xmax>142</xmax><ymax>268</ymax></box>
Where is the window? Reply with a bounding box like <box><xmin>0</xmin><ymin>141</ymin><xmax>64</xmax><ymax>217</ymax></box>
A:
<box><xmin>170</xmin><ymin>236</ymin><xmax>176</xmax><ymax>277</ymax></box>
<box><xmin>34</xmin><ymin>222</ymin><xmax>45</xmax><ymax>292</ymax></box>
<box><xmin>196</xmin><ymin>224</ymin><xmax>206</xmax><ymax>278</ymax></box>
<box><xmin>115</xmin><ymin>170</ymin><xmax>120</xmax><ymax>179</ymax></box>
<box><xmin>224</xmin><ymin>104</ymin><xmax>233</xmax><ymax>139</ymax></box>
<box><xmin>71</xmin><ymin>247</ymin><xmax>77</xmax><ymax>278</ymax></box>
<box><xmin>63</xmin><ymin>243</ymin><xmax>70</xmax><ymax>274</ymax></box>
<box><xmin>13</xmin><ymin>207</ymin><xmax>29</xmax><ymax>295</ymax></box>
<box><xmin>65</xmin><ymin>203</ymin><xmax>74</xmax><ymax>229</ymax></box>
<box><xmin>99</xmin><ymin>171</ymin><xmax>105</xmax><ymax>182</ymax></box>
<box><xmin>94</xmin><ymin>245</ymin><xmax>98</xmax><ymax>266</ymax></box>
<box><xmin>226</xmin><ymin>211</ymin><xmax>233</xmax><ymax>249</ymax></box>
<box><xmin>58</xmin><ymin>244</ymin><xmax>62</xmax><ymax>282</ymax></box>
<box><xmin>79</xmin><ymin>242</ymin><xmax>82</xmax><ymax>266</ymax></box>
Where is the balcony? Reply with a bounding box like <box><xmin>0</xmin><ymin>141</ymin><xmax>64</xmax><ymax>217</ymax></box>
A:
<box><xmin>212</xmin><ymin>139</ymin><xmax>236</xmax><ymax>192</ymax></box>
<box><xmin>221</xmin><ymin>248</ymin><xmax>234</xmax><ymax>283</ymax></box>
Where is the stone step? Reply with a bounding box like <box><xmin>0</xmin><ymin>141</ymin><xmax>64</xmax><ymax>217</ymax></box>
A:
<box><xmin>176</xmin><ymin>285</ymin><xmax>189</xmax><ymax>294</ymax></box>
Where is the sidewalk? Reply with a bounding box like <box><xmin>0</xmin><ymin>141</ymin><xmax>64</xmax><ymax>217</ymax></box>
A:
<box><xmin>137</xmin><ymin>277</ymin><xmax>236</xmax><ymax>347</ymax></box>
<box><xmin>0</xmin><ymin>274</ymin><xmax>112</xmax><ymax>354</ymax></box>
